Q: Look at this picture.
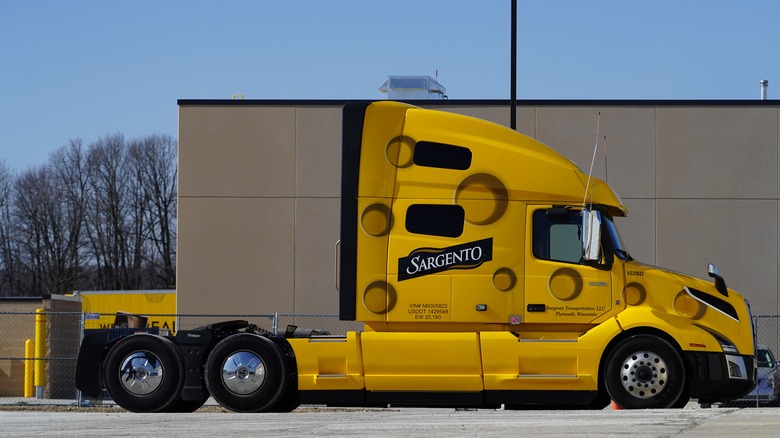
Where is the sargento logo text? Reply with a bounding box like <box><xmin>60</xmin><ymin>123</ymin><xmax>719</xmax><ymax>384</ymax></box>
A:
<box><xmin>398</xmin><ymin>238</ymin><xmax>493</xmax><ymax>281</ymax></box>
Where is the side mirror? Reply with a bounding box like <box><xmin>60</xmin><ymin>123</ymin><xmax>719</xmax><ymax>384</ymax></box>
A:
<box><xmin>707</xmin><ymin>263</ymin><xmax>729</xmax><ymax>297</ymax></box>
<box><xmin>582</xmin><ymin>209</ymin><xmax>601</xmax><ymax>261</ymax></box>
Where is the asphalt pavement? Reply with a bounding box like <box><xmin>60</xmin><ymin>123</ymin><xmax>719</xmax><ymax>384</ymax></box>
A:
<box><xmin>1</xmin><ymin>399</ymin><xmax>780</xmax><ymax>437</ymax></box>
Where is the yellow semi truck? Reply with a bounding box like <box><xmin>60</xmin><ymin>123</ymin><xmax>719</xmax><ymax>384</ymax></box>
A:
<box><xmin>76</xmin><ymin>101</ymin><xmax>755</xmax><ymax>412</ymax></box>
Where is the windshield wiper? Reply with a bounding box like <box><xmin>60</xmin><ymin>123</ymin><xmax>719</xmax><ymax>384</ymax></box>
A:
<box><xmin>615</xmin><ymin>248</ymin><xmax>634</xmax><ymax>261</ymax></box>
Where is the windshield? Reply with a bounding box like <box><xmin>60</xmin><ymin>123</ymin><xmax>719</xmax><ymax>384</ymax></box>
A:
<box><xmin>603</xmin><ymin>214</ymin><xmax>631</xmax><ymax>261</ymax></box>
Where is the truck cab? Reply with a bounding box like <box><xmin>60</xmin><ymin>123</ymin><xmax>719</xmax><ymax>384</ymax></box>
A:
<box><xmin>330</xmin><ymin>101</ymin><xmax>755</xmax><ymax>409</ymax></box>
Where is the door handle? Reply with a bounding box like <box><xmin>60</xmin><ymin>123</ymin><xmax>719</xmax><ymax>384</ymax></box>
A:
<box><xmin>527</xmin><ymin>304</ymin><xmax>546</xmax><ymax>312</ymax></box>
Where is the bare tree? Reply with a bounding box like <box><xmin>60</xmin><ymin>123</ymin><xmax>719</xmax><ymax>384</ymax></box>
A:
<box><xmin>85</xmin><ymin>133</ymin><xmax>138</xmax><ymax>290</ymax></box>
<box><xmin>130</xmin><ymin>134</ymin><xmax>177</xmax><ymax>288</ymax></box>
<box><xmin>0</xmin><ymin>160</ymin><xmax>19</xmax><ymax>295</ymax></box>
<box><xmin>13</xmin><ymin>166</ymin><xmax>47</xmax><ymax>294</ymax></box>
<box><xmin>49</xmin><ymin>140</ymin><xmax>91</xmax><ymax>290</ymax></box>
<box><xmin>12</xmin><ymin>157</ymin><xmax>89</xmax><ymax>296</ymax></box>
<box><xmin>2</xmin><ymin>132</ymin><xmax>178</xmax><ymax>296</ymax></box>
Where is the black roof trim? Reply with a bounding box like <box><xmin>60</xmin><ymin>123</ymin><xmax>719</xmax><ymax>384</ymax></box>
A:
<box><xmin>178</xmin><ymin>98</ymin><xmax>780</xmax><ymax>107</ymax></box>
<box><xmin>0</xmin><ymin>296</ymin><xmax>43</xmax><ymax>302</ymax></box>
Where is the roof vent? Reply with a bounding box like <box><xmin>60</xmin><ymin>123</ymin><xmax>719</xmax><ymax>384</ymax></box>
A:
<box><xmin>378</xmin><ymin>75</ymin><xmax>447</xmax><ymax>100</ymax></box>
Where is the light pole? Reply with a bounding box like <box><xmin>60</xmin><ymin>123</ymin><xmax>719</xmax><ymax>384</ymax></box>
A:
<box><xmin>510</xmin><ymin>0</ymin><xmax>517</xmax><ymax>130</ymax></box>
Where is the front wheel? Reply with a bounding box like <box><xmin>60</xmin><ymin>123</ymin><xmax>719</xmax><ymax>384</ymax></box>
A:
<box><xmin>204</xmin><ymin>334</ymin><xmax>289</xmax><ymax>412</ymax></box>
<box><xmin>605</xmin><ymin>335</ymin><xmax>688</xmax><ymax>409</ymax></box>
<box><xmin>103</xmin><ymin>334</ymin><xmax>184</xmax><ymax>412</ymax></box>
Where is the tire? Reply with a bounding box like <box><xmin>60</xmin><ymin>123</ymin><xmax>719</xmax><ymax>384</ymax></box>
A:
<box><xmin>204</xmin><ymin>334</ymin><xmax>289</xmax><ymax>412</ymax></box>
<box><xmin>163</xmin><ymin>393</ymin><xmax>210</xmax><ymax>413</ymax></box>
<box><xmin>604</xmin><ymin>335</ymin><xmax>687</xmax><ymax>409</ymax></box>
<box><xmin>670</xmin><ymin>388</ymin><xmax>691</xmax><ymax>408</ymax></box>
<box><xmin>163</xmin><ymin>373</ymin><xmax>211</xmax><ymax>413</ymax></box>
<box><xmin>270</xmin><ymin>360</ymin><xmax>300</xmax><ymax>413</ymax></box>
<box><xmin>103</xmin><ymin>334</ymin><xmax>184</xmax><ymax>413</ymax></box>
<box><xmin>270</xmin><ymin>385</ymin><xmax>301</xmax><ymax>412</ymax></box>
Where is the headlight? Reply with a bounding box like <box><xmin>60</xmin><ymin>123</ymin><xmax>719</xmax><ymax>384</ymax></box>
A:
<box><xmin>715</xmin><ymin>334</ymin><xmax>739</xmax><ymax>354</ymax></box>
<box><xmin>696</xmin><ymin>324</ymin><xmax>740</xmax><ymax>354</ymax></box>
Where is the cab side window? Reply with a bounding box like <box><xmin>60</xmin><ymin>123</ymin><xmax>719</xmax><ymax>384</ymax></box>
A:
<box><xmin>532</xmin><ymin>209</ymin><xmax>583</xmax><ymax>264</ymax></box>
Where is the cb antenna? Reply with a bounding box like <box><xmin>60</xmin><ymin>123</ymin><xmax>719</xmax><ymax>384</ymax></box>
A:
<box><xmin>603</xmin><ymin>135</ymin><xmax>608</xmax><ymax>183</ymax></box>
<box><xmin>582</xmin><ymin>112</ymin><xmax>601</xmax><ymax>209</ymax></box>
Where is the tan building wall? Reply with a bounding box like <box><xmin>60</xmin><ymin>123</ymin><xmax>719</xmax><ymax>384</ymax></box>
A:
<box><xmin>177</xmin><ymin>100</ymin><xmax>780</xmax><ymax>318</ymax></box>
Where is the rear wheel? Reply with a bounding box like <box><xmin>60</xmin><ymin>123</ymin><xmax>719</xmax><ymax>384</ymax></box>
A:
<box><xmin>103</xmin><ymin>334</ymin><xmax>184</xmax><ymax>412</ymax></box>
<box><xmin>205</xmin><ymin>334</ymin><xmax>289</xmax><ymax>412</ymax></box>
<box><xmin>270</xmin><ymin>384</ymin><xmax>301</xmax><ymax>412</ymax></box>
<box><xmin>163</xmin><ymin>392</ymin><xmax>210</xmax><ymax>412</ymax></box>
<box><xmin>605</xmin><ymin>335</ymin><xmax>687</xmax><ymax>409</ymax></box>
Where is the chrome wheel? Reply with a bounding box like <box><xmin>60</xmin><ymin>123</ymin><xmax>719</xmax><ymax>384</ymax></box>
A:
<box><xmin>619</xmin><ymin>350</ymin><xmax>668</xmax><ymax>399</ymax></box>
<box><xmin>119</xmin><ymin>350</ymin><xmax>164</xmax><ymax>396</ymax></box>
<box><xmin>103</xmin><ymin>334</ymin><xmax>184</xmax><ymax>412</ymax></box>
<box><xmin>605</xmin><ymin>335</ymin><xmax>687</xmax><ymax>409</ymax></box>
<box><xmin>205</xmin><ymin>334</ymin><xmax>290</xmax><ymax>412</ymax></box>
<box><xmin>221</xmin><ymin>350</ymin><xmax>266</xmax><ymax>395</ymax></box>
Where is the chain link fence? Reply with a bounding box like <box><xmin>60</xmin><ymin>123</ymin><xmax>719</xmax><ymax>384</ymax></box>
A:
<box><xmin>1</xmin><ymin>311</ymin><xmax>779</xmax><ymax>407</ymax></box>
<box><xmin>0</xmin><ymin>311</ymin><xmax>361</xmax><ymax>402</ymax></box>
<box><xmin>724</xmin><ymin>315</ymin><xmax>780</xmax><ymax>408</ymax></box>
<box><xmin>0</xmin><ymin>312</ymin><xmax>37</xmax><ymax>397</ymax></box>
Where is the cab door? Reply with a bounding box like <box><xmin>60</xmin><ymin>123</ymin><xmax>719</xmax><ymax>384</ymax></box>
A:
<box><xmin>523</xmin><ymin>205</ymin><xmax>613</xmax><ymax>324</ymax></box>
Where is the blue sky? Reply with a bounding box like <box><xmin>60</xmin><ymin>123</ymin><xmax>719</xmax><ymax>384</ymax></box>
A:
<box><xmin>1</xmin><ymin>0</ymin><xmax>778</xmax><ymax>169</ymax></box>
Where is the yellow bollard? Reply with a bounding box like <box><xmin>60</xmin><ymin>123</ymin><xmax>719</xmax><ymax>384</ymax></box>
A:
<box><xmin>34</xmin><ymin>308</ymin><xmax>46</xmax><ymax>398</ymax></box>
<box><xmin>24</xmin><ymin>339</ymin><xmax>34</xmax><ymax>398</ymax></box>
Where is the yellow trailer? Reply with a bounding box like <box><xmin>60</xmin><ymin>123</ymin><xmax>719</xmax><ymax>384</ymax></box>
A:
<box><xmin>74</xmin><ymin>290</ymin><xmax>176</xmax><ymax>332</ymax></box>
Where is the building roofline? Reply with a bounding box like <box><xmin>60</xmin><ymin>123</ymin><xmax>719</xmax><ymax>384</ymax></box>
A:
<box><xmin>178</xmin><ymin>98</ymin><xmax>780</xmax><ymax>107</ymax></box>
<box><xmin>0</xmin><ymin>296</ymin><xmax>43</xmax><ymax>302</ymax></box>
